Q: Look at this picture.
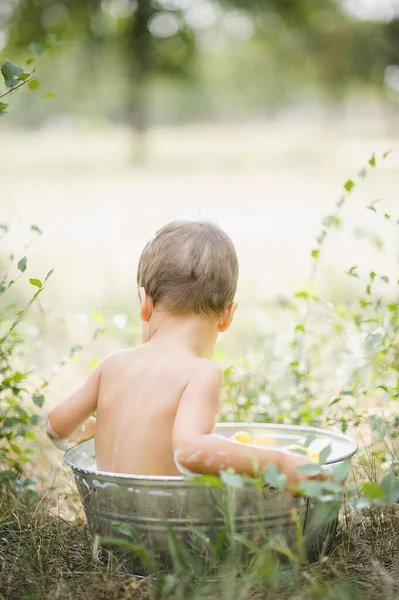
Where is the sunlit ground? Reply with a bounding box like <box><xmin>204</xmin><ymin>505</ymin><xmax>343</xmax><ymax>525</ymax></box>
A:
<box><xmin>1</xmin><ymin>114</ymin><xmax>398</xmax><ymax>401</ymax></box>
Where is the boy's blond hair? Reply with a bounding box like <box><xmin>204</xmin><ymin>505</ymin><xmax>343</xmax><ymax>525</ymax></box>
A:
<box><xmin>137</xmin><ymin>220</ymin><xmax>238</xmax><ymax>317</ymax></box>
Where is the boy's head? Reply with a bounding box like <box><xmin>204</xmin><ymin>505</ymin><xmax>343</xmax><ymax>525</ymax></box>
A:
<box><xmin>137</xmin><ymin>220</ymin><xmax>238</xmax><ymax>333</ymax></box>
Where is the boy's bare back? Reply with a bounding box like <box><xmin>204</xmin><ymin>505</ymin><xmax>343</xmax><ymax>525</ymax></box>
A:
<box><xmin>95</xmin><ymin>346</ymin><xmax>216</xmax><ymax>475</ymax></box>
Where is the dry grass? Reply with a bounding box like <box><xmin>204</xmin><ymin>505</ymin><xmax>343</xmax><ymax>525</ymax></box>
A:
<box><xmin>1</xmin><ymin>489</ymin><xmax>399</xmax><ymax>600</ymax></box>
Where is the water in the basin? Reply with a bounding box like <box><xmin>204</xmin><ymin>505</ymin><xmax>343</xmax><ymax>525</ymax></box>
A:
<box><xmin>67</xmin><ymin>423</ymin><xmax>357</xmax><ymax>475</ymax></box>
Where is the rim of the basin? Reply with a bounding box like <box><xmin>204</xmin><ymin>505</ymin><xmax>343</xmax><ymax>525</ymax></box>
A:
<box><xmin>64</xmin><ymin>422</ymin><xmax>358</xmax><ymax>481</ymax></box>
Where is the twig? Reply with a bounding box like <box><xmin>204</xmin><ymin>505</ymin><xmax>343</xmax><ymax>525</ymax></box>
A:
<box><xmin>0</xmin><ymin>74</ymin><xmax>37</xmax><ymax>100</ymax></box>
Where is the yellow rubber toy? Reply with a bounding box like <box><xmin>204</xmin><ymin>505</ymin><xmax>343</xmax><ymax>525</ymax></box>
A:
<box><xmin>287</xmin><ymin>444</ymin><xmax>319</xmax><ymax>462</ymax></box>
<box><xmin>232</xmin><ymin>432</ymin><xmax>277</xmax><ymax>447</ymax></box>
<box><xmin>232</xmin><ymin>431</ymin><xmax>252</xmax><ymax>444</ymax></box>
<box><xmin>232</xmin><ymin>433</ymin><xmax>319</xmax><ymax>460</ymax></box>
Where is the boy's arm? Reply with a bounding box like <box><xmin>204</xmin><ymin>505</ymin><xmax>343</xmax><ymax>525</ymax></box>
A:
<box><xmin>45</xmin><ymin>362</ymin><xmax>102</xmax><ymax>450</ymax></box>
<box><xmin>173</xmin><ymin>362</ymin><xmax>325</xmax><ymax>489</ymax></box>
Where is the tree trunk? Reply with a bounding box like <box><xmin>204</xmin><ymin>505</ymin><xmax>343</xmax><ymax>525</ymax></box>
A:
<box><xmin>126</xmin><ymin>0</ymin><xmax>153</xmax><ymax>162</ymax></box>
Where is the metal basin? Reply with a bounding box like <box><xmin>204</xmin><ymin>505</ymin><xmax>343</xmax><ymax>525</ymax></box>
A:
<box><xmin>65</xmin><ymin>423</ymin><xmax>357</xmax><ymax>576</ymax></box>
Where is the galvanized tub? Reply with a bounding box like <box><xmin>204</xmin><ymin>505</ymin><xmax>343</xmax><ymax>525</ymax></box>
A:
<box><xmin>65</xmin><ymin>423</ymin><xmax>357</xmax><ymax>576</ymax></box>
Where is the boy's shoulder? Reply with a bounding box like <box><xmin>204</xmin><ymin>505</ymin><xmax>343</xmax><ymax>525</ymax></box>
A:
<box><xmin>98</xmin><ymin>349</ymin><xmax>222</xmax><ymax>384</ymax></box>
<box><xmin>98</xmin><ymin>347</ymin><xmax>141</xmax><ymax>370</ymax></box>
<box><xmin>190</xmin><ymin>357</ymin><xmax>223</xmax><ymax>382</ymax></box>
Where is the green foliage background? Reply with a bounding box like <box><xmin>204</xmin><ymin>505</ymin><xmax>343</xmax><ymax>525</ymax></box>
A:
<box><xmin>1</xmin><ymin>0</ymin><xmax>399</xmax><ymax>130</ymax></box>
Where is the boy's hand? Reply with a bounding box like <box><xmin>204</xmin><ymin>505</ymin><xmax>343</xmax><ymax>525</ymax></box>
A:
<box><xmin>69</xmin><ymin>417</ymin><xmax>96</xmax><ymax>444</ymax></box>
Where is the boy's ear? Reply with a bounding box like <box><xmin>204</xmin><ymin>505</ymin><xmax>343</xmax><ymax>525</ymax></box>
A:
<box><xmin>139</xmin><ymin>287</ymin><xmax>153</xmax><ymax>322</ymax></box>
<box><xmin>218</xmin><ymin>302</ymin><xmax>237</xmax><ymax>333</ymax></box>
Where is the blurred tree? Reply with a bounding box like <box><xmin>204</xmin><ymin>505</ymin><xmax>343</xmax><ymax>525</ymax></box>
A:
<box><xmin>2</xmin><ymin>0</ymin><xmax>196</xmax><ymax>157</ymax></box>
<box><xmin>224</xmin><ymin>0</ymin><xmax>393</xmax><ymax>100</ymax></box>
<box><xmin>1</xmin><ymin>0</ymin><xmax>399</xmax><ymax>151</ymax></box>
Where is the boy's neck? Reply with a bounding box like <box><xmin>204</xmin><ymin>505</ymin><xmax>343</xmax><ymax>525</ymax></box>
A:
<box><xmin>146</xmin><ymin>312</ymin><xmax>219</xmax><ymax>358</ymax></box>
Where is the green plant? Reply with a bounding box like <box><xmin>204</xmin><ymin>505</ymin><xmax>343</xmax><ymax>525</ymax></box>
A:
<box><xmin>0</xmin><ymin>59</ymin><xmax>38</xmax><ymax>116</ymax></box>
<box><xmin>0</xmin><ymin>55</ymin><xmax>53</xmax><ymax>494</ymax></box>
<box><xmin>220</xmin><ymin>152</ymin><xmax>399</xmax><ymax>446</ymax></box>
<box><xmin>0</xmin><ymin>224</ymin><xmax>54</xmax><ymax>493</ymax></box>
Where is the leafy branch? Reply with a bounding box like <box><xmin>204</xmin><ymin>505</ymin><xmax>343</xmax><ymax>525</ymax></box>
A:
<box><xmin>0</xmin><ymin>267</ymin><xmax>54</xmax><ymax>345</ymax></box>
<box><xmin>0</xmin><ymin>58</ymin><xmax>41</xmax><ymax>116</ymax></box>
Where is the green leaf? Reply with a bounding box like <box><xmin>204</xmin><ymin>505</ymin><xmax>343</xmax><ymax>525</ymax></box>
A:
<box><xmin>362</xmin><ymin>482</ymin><xmax>383</xmax><ymax>500</ymax></box>
<box><xmin>369</xmin><ymin>271</ymin><xmax>376</xmax><ymax>280</ymax></box>
<box><xmin>303</xmin><ymin>431</ymin><xmax>317</xmax><ymax>447</ymax></box>
<box><xmin>365</xmin><ymin>328</ymin><xmax>386</xmax><ymax>357</ymax></box>
<box><xmin>44</xmin><ymin>92</ymin><xmax>55</xmax><ymax>99</ymax></box>
<box><xmin>166</xmin><ymin>523</ymin><xmax>190</xmax><ymax>573</ymax></box>
<box><xmin>45</xmin><ymin>268</ymin><xmax>54</xmax><ymax>281</ymax></box>
<box><xmin>1</xmin><ymin>59</ymin><xmax>24</xmax><ymax>88</ymax></box>
<box><xmin>263</xmin><ymin>464</ymin><xmax>287</xmax><ymax>491</ymax></box>
<box><xmin>26</xmin><ymin>58</ymin><xmax>35</xmax><ymax>65</ymax></box>
<box><xmin>346</xmin><ymin>265</ymin><xmax>358</xmax><ymax>277</ymax></box>
<box><xmin>289</xmin><ymin>447</ymin><xmax>309</xmax><ymax>456</ymax></box>
<box><xmin>29</xmin><ymin>278</ymin><xmax>42</xmax><ymax>289</ymax></box>
<box><xmin>381</xmin><ymin>472</ymin><xmax>399</xmax><ymax>504</ymax></box>
<box><xmin>368</xmin><ymin>154</ymin><xmax>376</xmax><ymax>167</ymax></box>
<box><xmin>296</xmin><ymin>463</ymin><xmax>324</xmax><ymax>477</ymax></box>
<box><xmin>15</xmin><ymin>310</ymin><xmax>24</xmax><ymax>317</ymax></box>
<box><xmin>32</xmin><ymin>394</ymin><xmax>45</xmax><ymax>408</ymax></box>
<box><xmin>29</xmin><ymin>41</ymin><xmax>43</xmax><ymax>55</ymax></box>
<box><xmin>332</xmin><ymin>461</ymin><xmax>351</xmax><ymax>483</ymax></box>
<box><xmin>382</xmin><ymin>149</ymin><xmax>392</xmax><ymax>159</ymax></box>
<box><xmin>310</xmin><ymin>500</ymin><xmax>340</xmax><ymax>527</ymax></box>
<box><xmin>380</xmin><ymin>275</ymin><xmax>389</xmax><ymax>283</ymax></box>
<box><xmin>220</xmin><ymin>470</ymin><xmax>244</xmax><ymax>489</ymax></box>
<box><xmin>0</xmin><ymin>102</ymin><xmax>8</xmax><ymax>111</ymax></box>
<box><xmin>233</xmin><ymin>533</ymin><xmax>262</xmax><ymax>554</ymax></box>
<box><xmin>311</xmin><ymin>249</ymin><xmax>319</xmax><ymax>259</ymax></box>
<box><xmin>271</xmin><ymin>541</ymin><xmax>299</xmax><ymax>564</ymax></box>
<box><xmin>46</xmin><ymin>33</ymin><xmax>59</xmax><ymax>47</ymax></box>
<box><xmin>23</xmin><ymin>477</ymin><xmax>38</xmax><ymax>487</ymax></box>
<box><xmin>322</xmin><ymin>215</ymin><xmax>341</xmax><ymax>228</ymax></box>
<box><xmin>329</xmin><ymin>396</ymin><xmax>342</xmax><ymax>406</ymax></box>
<box><xmin>299</xmin><ymin>480</ymin><xmax>323</xmax><ymax>497</ymax></box>
<box><xmin>344</xmin><ymin>179</ymin><xmax>355</xmax><ymax>192</ymax></box>
<box><xmin>318</xmin><ymin>444</ymin><xmax>332</xmax><ymax>466</ymax></box>
<box><xmin>28</xmin><ymin>79</ymin><xmax>39</xmax><ymax>91</ymax></box>
<box><xmin>31</xmin><ymin>224</ymin><xmax>42</xmax><ymax>234</ymax></box>
<box><xmin>321</xmin><ymin>480</ymin><xmax>343</xmax><ymax>494</ymax></box>
<box><xmin>17</xmin><ymin>256</ymin><xmax>27</xmax><ymax>272</ymax></box>
<box><xmin>295</xmin><ymin>290</ymin><xmax>308</xmax><ymax>299</ymax></box>
<box><xmin>69</xmin><ymin>344</ymin><xmax>82</xmax><ymax>357</ymax></box>
<box><xmin>18</xmin><ymin>73</ymin><xmax>30</xmax><ymax>82</ymax></box>
<box><xmin>295</xmin><ymin>324</ymin><xmax>305</xmax><ymax>332</ymax></box>
<box><xmin>188</xmin><ymin>474</ymin><xmax>224</xmax><ymax>488</ymax></box>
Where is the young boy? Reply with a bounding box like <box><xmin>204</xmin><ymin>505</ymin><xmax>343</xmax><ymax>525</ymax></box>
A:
<box><xmin>46</xmin><ymin>220</ymin><xmax>325</xmax><ymax>489</ymax></box>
